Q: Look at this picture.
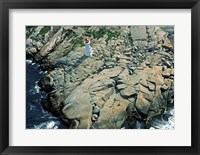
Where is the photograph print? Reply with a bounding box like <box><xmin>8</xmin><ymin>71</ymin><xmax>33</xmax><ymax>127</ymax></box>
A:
<box><xmin>26</xmin><ymin>26</ymin><xmax>174</xmax><ymax>129</ymax></box>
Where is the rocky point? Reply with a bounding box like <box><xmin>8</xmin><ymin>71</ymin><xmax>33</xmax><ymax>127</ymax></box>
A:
<box><xmin>26</xmin><ymin>26</ymin><xmax>174</xmax><ymax>129</ymax></box>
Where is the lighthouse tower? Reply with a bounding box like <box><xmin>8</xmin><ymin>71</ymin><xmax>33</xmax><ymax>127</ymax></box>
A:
<box><xmin>84</xmin><ymin>38</ymin><xmax>93</xmax><ymax>57</ymax></box>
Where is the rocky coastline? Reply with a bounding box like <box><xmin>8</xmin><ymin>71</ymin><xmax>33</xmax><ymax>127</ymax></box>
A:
<box><xmin>26</xmin><ymin>26</ymin><xmax>174</xmax><ymax>129</ymax></box>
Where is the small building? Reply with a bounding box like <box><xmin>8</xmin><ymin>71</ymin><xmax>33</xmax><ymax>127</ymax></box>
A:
<box><xmin>84</xmin><ymin>38</ymin><xmax>93</xmax><ymax>57</ymax></box>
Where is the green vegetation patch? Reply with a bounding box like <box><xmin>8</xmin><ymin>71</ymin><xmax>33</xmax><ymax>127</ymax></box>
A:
<box><xmin>39</xmin><ymin>26</ymin><xmax>51</xmax><ymax>37</ymax></box>
<box><xmin>26</xmin><ymin>26</ymin><xmax>37</xmax><ymax>39</ymax></box>
<box><xmin>92</xmin><ymin>27</ymin><xmax>120</xmax><ymax>43</ymax></box>
<box><xmin>70</xmin><ymin>36</ymin><xmax>84</xmax><ymax>51</ymax></box>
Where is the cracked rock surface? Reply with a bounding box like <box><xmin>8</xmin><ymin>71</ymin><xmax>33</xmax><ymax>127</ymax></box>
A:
<box><xmin>26</xmin><ymin>26</ymin><xmax>174</xmax><ymax>129</ymax></box>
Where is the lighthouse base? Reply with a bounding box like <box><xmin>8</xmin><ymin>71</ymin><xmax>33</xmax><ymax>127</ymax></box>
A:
<box><xmin>85</xmin><ymin>50</ymin><xmax>93</xmax><ymax>57</ymax></box>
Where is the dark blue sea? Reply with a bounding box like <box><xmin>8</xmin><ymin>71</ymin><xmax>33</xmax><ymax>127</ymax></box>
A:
<box><xmin>26</xmin><ymin>60</ymin><xmax>66</xmax><ymax>129</ymax></box>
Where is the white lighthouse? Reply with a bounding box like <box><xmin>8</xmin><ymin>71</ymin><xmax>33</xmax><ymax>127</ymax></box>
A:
<box><xmin>84</xmin><ymin>38</ymin><xmax>93</xmax><ymax>57</ymax></box>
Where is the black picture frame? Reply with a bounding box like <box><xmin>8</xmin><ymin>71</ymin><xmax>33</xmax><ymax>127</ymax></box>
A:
<box><xmin>0</xmin><ymin>0</ymin><xmax>200</xmax><ymax>154</ymax></box>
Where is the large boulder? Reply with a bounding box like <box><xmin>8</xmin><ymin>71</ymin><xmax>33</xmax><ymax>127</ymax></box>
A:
<box><xmin>61</xmin><ymin>86</ymin><xmax>93</xmax><ymax>129</ymax></box>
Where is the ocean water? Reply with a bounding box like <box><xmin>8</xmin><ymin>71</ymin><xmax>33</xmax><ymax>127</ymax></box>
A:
<box><xmin>149</xmin><ymin>106</ymin><xmax>174</xmax><ymax>129</ymax></box>
<box><xmin>26</xmin><ymin>60</ymin><xmax>66</xmax><ymax>129</ymax></box>
<box><xmin>26</xmin><ymin>60</ymin><xmax>174</xmax><ymax>129</ymax></box>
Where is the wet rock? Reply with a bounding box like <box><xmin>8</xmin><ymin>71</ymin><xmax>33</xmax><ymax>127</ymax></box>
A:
<box><xmin>46</xmin><ymin>89</ymin><xmax>64</xmax><ymax>116</ymax></box>
<box><xmin>39</xmin><ymin>75</ymin><xmax>54</xmax><ymax>92</ymax></box>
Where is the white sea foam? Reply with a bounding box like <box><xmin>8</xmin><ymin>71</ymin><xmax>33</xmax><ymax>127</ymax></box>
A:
<box><xmin>29</xmin><ymin>105</ymin><xmax>36</xmax><ymax>111</ymax></box>
<box><xmin>34</xmin><ymin>81</ymin><xmax>40</xmax><ymax>93</ymax></box>
<box><xmin>47</xmin><ymin>121</ymin><xmax>56</xmax><ymax>129</ymax></box>
<box><xmin>26</xmin><ymin>59</ymin><xmax>32</xmax><ymax>64</ymax></box>
<box><xmin>150</xmin><ymin>107</ymin><xmax>174</xmax><ymax>129</ymax></box>
<box><xmin>29</xmin><ymin>82</ymin><xmax>41</xmax><ymax>95</ymax></box>
<box><xmin>33</xmin><ymin>121</ymin><xmax>60</xmax><ymax>129</ymax></box>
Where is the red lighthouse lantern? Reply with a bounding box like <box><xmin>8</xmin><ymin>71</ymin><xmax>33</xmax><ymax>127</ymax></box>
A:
<box><xmin>84</xmin><ymin>37</ymin><xmax>90</xmax><ymax>44</ymax></box>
